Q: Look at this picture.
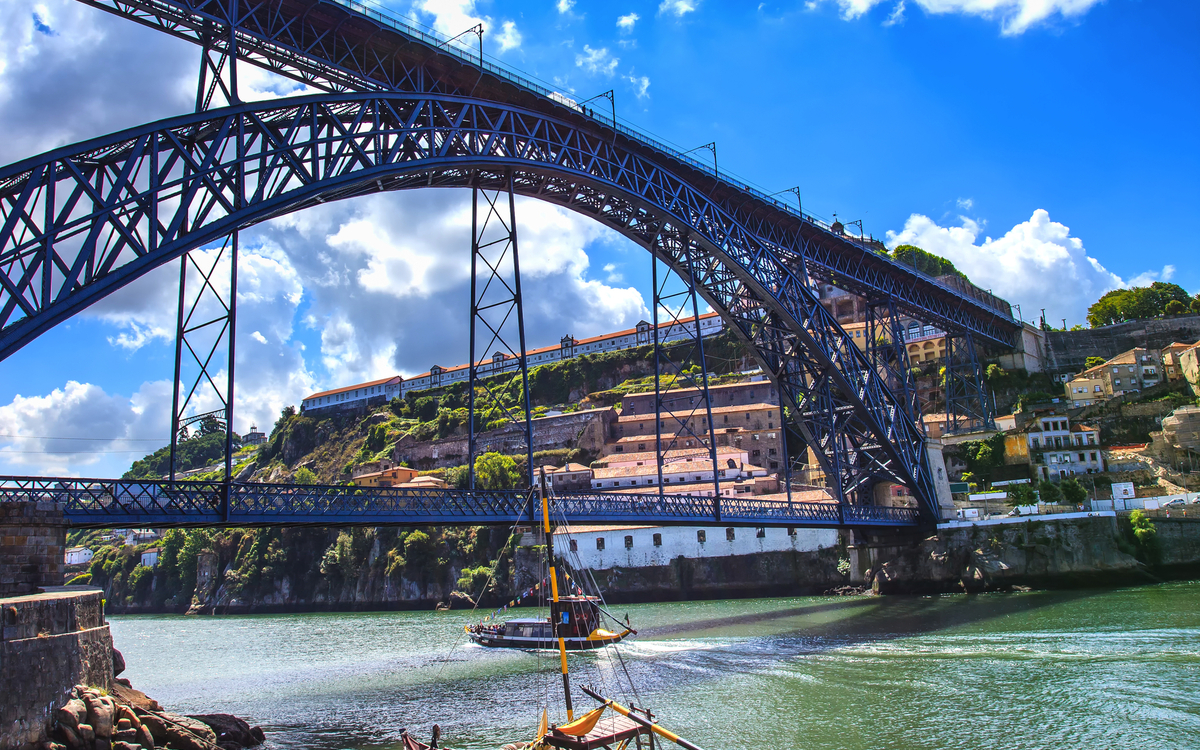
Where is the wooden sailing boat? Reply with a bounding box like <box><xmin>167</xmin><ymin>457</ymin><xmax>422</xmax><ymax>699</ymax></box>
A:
<box><xmin>507</xmin><ymin>470</ymin><xmax>707</xmax><ymax>750</ymax></box>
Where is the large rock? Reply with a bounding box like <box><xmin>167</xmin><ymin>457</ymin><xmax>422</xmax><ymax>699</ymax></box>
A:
<box><xmin>112</xmin><ymin>647</ymin><xmax>127</xmax><ymax>676</ymax></box>
<box><xmin>151</xmin><ymin>712</ymin><xmax>217</xmax><ymax>750</ymax></box>
<box><xmin>189</xmin><ymin>714</ymin><xmax>262</xmax><ymax>747</ymax></box>
<box><xmin>56</xmin><ymin>699</ymin><xmax>87</xmax><ymax>730</ymax></box>
<box><xmin>85</xmin><ymin>695</ymin><xmax>115</xmax><ymax>738</ymax></box>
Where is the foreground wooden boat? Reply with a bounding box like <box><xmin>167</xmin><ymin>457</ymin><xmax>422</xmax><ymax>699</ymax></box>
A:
<box><xmin>491</xmin><ymin>470</ymin><xmax>706</xmax><ymax>750</ymax></box>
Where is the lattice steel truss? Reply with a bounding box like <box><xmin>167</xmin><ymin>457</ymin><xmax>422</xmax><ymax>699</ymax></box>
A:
<box><xmin>168</xmin><ymin>234</ymin><xmax>238</xmax><ymax>483</ymax></box>
<box><xmin>943</xmin><ymin>333</ymin><xmax>994</xmax><ymax>434</ymax></box>
<box><xmin>0</xmin><ymin>93</ymin><xmax>952</xmax><ymax>523</ymax></box>
<box><xmin>73</xmin><ymin>0</ymin><xmax>1018</xmax><ymax>349</ymax></box>
<box><xmin>467</xmin><ymin>171</ymin><xmax>534</xmax><ymax>490</ymax></box>
<box><xmin>865</xmin><ymin>296</ymin><xmax>920</xmax><ymax>425</ymax></box>
<box><xmin>649</xmin><ymin>232</ymin><xmax>721</xmax><ymax>504</ymax></box>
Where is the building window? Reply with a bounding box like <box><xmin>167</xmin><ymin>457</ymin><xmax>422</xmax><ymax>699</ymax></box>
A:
<box><xmin>569</xmin><ymin>539</ymin><xmax>578</xmax><ymax>552</ymax></box>
<box><xmin>625</xmin><ymin>535</ymin><xmax>634</xmax><ymax>549</ymax></box>
<box><xmin>756</xmin><ymin>527</ymin><xmax>766</xmax><ymax>539</ymax></box>
<box><xmin>787</xmin><ymin>527</ymin><xmax>797</xmax><ymax>536</ymax></box>
<box><xmin>653</xmin><ymin>533</ymin><xmax>662</xmax><ymax>547</ymax></box>
<box><xmin>726</xmin><ymin>528</ymin><xmax>736</xmax><ymax>541</ymax></box>
<box><xmin>1090</xmin><ymin>452</ymin><xmax>1098</xmax><ymax>461</ymax></box>
<box><xmin>596</xmin><ymin>537</ymin><xmax>605</xmax><ymax>551</ymax></box>
<box><xmin>697</xmin><ymin>530</ymin><xmax>706</xmax><ymax>543</ymax></box>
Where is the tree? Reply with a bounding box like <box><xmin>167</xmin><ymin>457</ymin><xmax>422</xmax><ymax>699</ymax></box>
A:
<box><xmin>474</xmin><ymin>452</ymin><xmax>520</xmax><ymax>490</ymax></box>
<box><xmin>1038</xmin><ymin>480</ymin><xmax>1064</xmax><ymax>505</ymax></box>
<box><xmin>1085</xmin><ymin>356</ymin><xmax>1106</xmax><ymax>370</ymax></box>
<box><xmin>1007</xmin><ymin>483</ymin><xmax>1036</xmax><ymax>506</ymax></box>
<box><xmin>891</xmin><ymin>244</ymin><xmax>968</xmax><ymax>281</ymax></box>
<box><xmin>403</xmin><ymin>530</ymin><xmax>441</xmax><ymax>584</ymax></box>
<box><xmin>294</xmin><ymin>466</ymin><xmax>318</xmax><ymax>485</ymax></box>
<box><xmin>1165</xmin><ymin>300</ymin><xmax>1186</xmax><ymax>316</ymax></box>
<box><xmin>1191</xmin><ymin>296</ymin><xmax>1200</xmax><ymax>315</ymax></box>
<box><xmin>1060</xmin><ymin>477</ymin><xmax>1088</xmax><ymax>507</ymax></box>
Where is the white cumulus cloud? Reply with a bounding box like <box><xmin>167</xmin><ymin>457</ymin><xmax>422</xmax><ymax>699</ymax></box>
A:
<box><xmin>413</xmin><ymin>0</ymin><xmax>521</xmax><ymax>52</ymax></box>
<box><xmin>617</xmin><ymin>12</ymin><xmax>640</xmax><ymax>31</ymax></box>
<box><xmin>659</xmin><ymin>0</ymin><xmax>699</xmax><ymax>17</ymax></box>
<box><xmin>886</xmin><ymin>209</ymin><xmax>1130</xmax><ymax>327</ymax></box>
<box><xmin>576</xmin><ymin>45</ymin><xmax>619</xmax><ymax>76</ymax></box>
<box><xmin>816</xmin><ymin>0</ymin><xmax>1103</xmax><ymax>34</ymax></box>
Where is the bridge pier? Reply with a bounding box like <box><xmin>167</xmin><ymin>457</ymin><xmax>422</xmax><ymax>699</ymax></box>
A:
<box><xmin>0</xmin><ymin>501</ymin><xmax>67</xmax><ymax>597</ymax></box>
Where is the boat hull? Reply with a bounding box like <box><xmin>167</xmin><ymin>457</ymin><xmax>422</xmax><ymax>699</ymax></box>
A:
<box><xmin>468</xmin><ymin>630</ymin><xmax>631</xmax><ymax>651</ymax></box>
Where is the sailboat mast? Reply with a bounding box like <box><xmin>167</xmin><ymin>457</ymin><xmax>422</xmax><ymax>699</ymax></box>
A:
<box><xmin>540</xmin><ymin>468</ymin><xmax>574</xmax><ymax>722</ymax></box>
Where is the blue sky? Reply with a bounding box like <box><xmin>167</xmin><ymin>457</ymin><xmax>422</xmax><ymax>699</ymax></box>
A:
<box><xmin>0</xmin><ymin>0</ymin><xmax>1196</xmax><ymax>477</ymax></box>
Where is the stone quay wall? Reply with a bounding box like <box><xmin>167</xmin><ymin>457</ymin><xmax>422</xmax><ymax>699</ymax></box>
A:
<box><xmin>0</xmin><ymin>502</ymin><xmax>66</xmax><ymax>598</ymax></box>
<box><xmin>1</xmin><ymin>588</ymin><xmax>113</xmax><ymax>750</ymax></box>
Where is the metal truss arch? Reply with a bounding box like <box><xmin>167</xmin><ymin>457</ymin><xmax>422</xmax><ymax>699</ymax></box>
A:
<box><xmin>0</xmin><ymin>92</ymin><xmax>939</xmax><ymax>521</ymax></box>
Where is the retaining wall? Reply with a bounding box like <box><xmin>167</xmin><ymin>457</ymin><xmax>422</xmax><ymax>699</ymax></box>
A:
<box><xmin>0</xmin><ymin>502</ymin><xmax>66</xmax><ymax>598</ymax></box>
<box><xmin>1</xmin><ymin>588</ymin><xmax>112</xmax><ymax>750</ymax></box>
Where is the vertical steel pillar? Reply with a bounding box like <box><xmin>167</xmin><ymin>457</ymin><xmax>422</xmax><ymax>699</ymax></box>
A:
<box><xmin>865</xmin><ymin>297</ymin><xmax>919</xmax><ymax>424</ymax></box>
<box><xmin>942</xmin><ymin>333</ymin><xmax>993</xmax><ymax>434</ymax></box>
<box><xmin>650</xmin><ymin>232</ymin><xmax>721</xmax><ymax>518</ymax></box>
<box><xmin>171</xmin><ymin>6</ymin><xmax>240</xmax><ymax>482</ymax></box>
<box><xmin>467</xmin><ymin>171</ymin><xmax>535</xmax><ymax>491</ymax></box>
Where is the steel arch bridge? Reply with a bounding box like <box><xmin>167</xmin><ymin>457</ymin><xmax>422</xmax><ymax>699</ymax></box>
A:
<box><xmin>0</xmin><ymin>0</ymin><xmax>1021</xmax><ymax>530</ymax></box>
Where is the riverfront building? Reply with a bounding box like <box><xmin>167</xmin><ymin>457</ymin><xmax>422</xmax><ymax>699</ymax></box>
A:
<box><xmin>300</xmin><ymin>313</ymin><xmax>724</xmax><ymax>414</ymax></box>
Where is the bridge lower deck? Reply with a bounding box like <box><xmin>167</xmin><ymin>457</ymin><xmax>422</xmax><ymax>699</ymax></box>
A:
<box><xmin>0</xmin><ymin>477</ymin><xmax>920</xmax><ymax>529</ymax></box>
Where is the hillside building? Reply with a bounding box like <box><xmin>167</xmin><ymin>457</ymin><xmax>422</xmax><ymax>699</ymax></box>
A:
<box><xmin>299</xmin><ymin>313</ymin><xmax>724</xmax><ymax>415</ymax></box>
<box><xmin>1002</xmin><ymin>407</ymin><xmax>1104</xmax><ymax>481</ymax></box>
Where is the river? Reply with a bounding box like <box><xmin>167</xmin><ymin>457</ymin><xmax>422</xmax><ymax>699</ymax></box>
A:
<box><xmin>109</xmin><ymin>581</ymin><xmax>1200</xmax><ymax>750</ymax></box>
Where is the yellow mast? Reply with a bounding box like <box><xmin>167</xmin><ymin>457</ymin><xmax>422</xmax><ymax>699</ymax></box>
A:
<box><xmin>540</xmin><ymin>468</ymin><xmax>574</xmax><ymax>722</ymax></box>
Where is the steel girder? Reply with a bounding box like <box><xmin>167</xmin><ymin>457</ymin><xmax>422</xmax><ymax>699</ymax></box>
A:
<box><xmin>0</xmin><ymin>476</ymin><xmax>920</xmax><ymax>529</ymax></box>
<box><xmin>0</xmin><ymin>93</ymin><xmax>939</xmax><ymax>521</ymax></box>
<box><xmin>74</xmin><ymin>0</ymin><xmax>1019</xmax><ymax>348</ymax></box>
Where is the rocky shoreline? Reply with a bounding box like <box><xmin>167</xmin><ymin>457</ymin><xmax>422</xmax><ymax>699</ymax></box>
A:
<box><xmin>43</xmin><ymin>651</ymin><xmax>264</xmax><ymax>750</ymax></box>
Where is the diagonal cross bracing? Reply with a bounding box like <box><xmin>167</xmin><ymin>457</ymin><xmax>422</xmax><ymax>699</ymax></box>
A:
<box><xmin>0</xmin><ymin>94</ymin><xmax>953</xmax><ymax>522</ymax></box>
<box><xmin>72</xmin><ymin>0</ymin><xmax>1018</xmax><ymax>348</ymax></box>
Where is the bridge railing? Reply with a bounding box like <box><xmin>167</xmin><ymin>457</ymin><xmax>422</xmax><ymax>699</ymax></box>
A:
<box><xmin>0</xmin><ymin>476</ymin><xmax>919</xmax><ymax>527</ymax></box>
<box><xmin>326</xmin><ymin>1</ymin><xmax>1012</xmax><ymax>320</ymax></box>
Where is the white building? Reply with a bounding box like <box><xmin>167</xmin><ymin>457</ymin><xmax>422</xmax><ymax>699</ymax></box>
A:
<box><xmin>141</xmin><ymin>548</ymin><xmax>161</xmax><ymax>568</ymax></box>
<box><xmin>65</xmin><ymin>547</ymin><xmax>94</xmax><ymax>566</ymax></box>
<box><xmin>300</xmin><ymin>313</ymin><xmax>725</xmax><ymax>414</ymax></box>
<box><xmin>550</xmin><ymin>524</ymin><xmax>838</xmax><ymax>571</ymax></box>
<box><xmin>1026</xmin><ymin>412</ymin><xmax>1104</xmax><ymax>480</ymax></box>
<box><xmin>301</xmin><ymin>375</ymin><xmax>403</xmax><ymax>414</ymax></box>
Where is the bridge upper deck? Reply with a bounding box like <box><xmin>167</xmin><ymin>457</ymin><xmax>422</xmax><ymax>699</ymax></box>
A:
<box><xmin>77</xmin><ymin>0</ymin><xmax>1019</xmax><ymax>348</ymax></box>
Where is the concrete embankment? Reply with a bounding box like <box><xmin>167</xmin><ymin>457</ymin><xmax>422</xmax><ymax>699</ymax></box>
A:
<box><xmin>855</xmin><ymin>514</ymin><xmax>1200</xmax><ymax>595</ymax></box>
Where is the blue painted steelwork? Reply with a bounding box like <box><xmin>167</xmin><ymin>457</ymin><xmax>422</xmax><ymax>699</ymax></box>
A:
<box><xmin>66</xmin><ymin>0</ymin><xmax>1018</xmax><ymax>348</ymax></box>
<box><xmin>0</xmin><ymin>476</ymin><xmax>920</xmax><ymax>529</ymax></box>
<box><xmin>0</xmin><ymin>92</ymin><xmax>940</xmax><ymax>522</ymax></box>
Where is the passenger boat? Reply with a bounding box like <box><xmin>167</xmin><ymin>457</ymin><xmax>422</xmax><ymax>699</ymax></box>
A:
<box><xmin>466</xmin><ymin>595</ymin><xmax>633</xmax><ymax>650</ymax></box>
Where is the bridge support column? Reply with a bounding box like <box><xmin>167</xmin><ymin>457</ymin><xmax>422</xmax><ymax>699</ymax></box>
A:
<box><xmin>0</xmin><ymin>502</ymin><xmax>66</xmax><ymax>597</ymax></box>
<box><xmin>467</xmin><ymin>171</ymin><xmax>535</xmax><ymax>491</ymax></box>
<box><xmin>650</xmin><ymin>230</ymin><xmax>722</xmax><ymax>517</ymax></box>
<box><xmin>942</xmin><ymin>333</ymin><xmax>994</xmax><ymax>434</ymax></box>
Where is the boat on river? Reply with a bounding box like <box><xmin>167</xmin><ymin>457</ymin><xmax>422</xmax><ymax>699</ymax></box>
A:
<box><xmin>478</xmin><ymin>469</ymin><xmax>705</xmax><ymax>750</ymax></box>
<box><xmin>465</xmin><ymin>595</ymin><xmax>633</xmax><ymax>650</ymax></box>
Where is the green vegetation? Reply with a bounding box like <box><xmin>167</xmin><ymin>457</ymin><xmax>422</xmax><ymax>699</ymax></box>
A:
<box><xmin>1085</xmin><ymin>356</ymin><xmax>1106</xmax><ymax>370</ymax></box>
<box><xmin>1086</xmin><ymin>282</ymin><xmax>1191</xmax><ymax>327</ymax></box>
<box><xmin>1120</xmin><ymin>510</ymin><xmax>1160</xmax><ymax>565</ymax></box>
<box><xmin>1060</xmin><ymin>478</ymin><xmax>1088</xmax><ymax>506</ymax></box>
<box><xmin>1037</xmin><ymin>480</ymin><xmax>1064</xmax><ymax>506</ymax></box>
<box><xmin>890</xmin><ymin>244</ymin><xmax>968</xmax><ymax>282</ymax></box>
<box><xmin>956</xmin><ymin>434</ymin><xmax>1006</xmax><ymax>486</ymax></box>
<box><xmin>474</xmin><ymin>452</ymin><xmax>520</xmax><ymax>490</ymax></box>
<box><xmin>123</xmin><ymin>432</ymin><xmax>236</xmax><ymax>480</ymax></box>
<box><xmin>1006</xmin><ymin>483</ymin><xmax>1036</xmax><ymax>506</ymax></box>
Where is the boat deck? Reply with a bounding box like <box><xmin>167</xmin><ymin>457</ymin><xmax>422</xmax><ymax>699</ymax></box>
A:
<box><xmin>544</xmin><ymin>714</ymin><xmax>648</xmax><ymax>750</ymax></box>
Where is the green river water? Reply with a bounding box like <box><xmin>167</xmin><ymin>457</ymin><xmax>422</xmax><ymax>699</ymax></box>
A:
<box><xmin>109</xmin><ymin>582</ymin><xmax>1200</xmax><ymax>750</ymax></box>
